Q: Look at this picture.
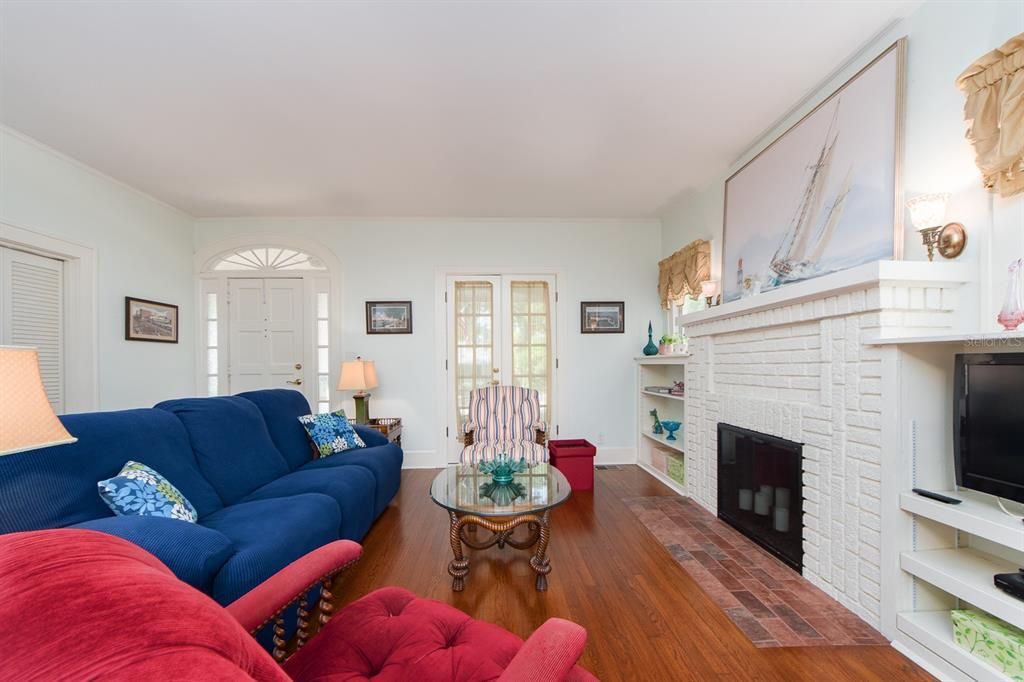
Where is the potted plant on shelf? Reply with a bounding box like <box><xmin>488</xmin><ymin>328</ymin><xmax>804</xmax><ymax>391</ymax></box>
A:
<box><xmin>658</xmin><ymin>334</ymin><xmax>689</xmax><ymax>355</ymax></box>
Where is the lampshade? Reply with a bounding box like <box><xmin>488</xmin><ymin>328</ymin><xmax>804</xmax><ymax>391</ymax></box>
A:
<box><xmin>338</xmin><ymin>358</ymin><xmax>378</xmax><ymax>392</ymax></box>
<box><xmin>0</xmin><ymin>346</ymin><xmax>77</xmax><ymax>456</ymax></box>
<box><xmin>906</xmin><ymin>193</ymin><xmax>950</xmax><ymax>230</ymax></box>
<box><xmin>700</xmin><ymin>280</ymin><xmax>720</xmax><ymax>297</ymax></box>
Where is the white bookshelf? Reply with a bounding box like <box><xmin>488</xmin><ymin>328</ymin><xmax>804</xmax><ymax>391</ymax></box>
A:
<box><xmin>899</xmin><ymin>491</ymin><xmax>1024</xmax><ymax>552</ymax></box>
<box><xmin>888</xmin><ymin>342</ymin><xmax>1024</xmax><ymax>681</ymax></box>
<box><xmin>636</xmin><ymin>356</ymin><xmax>686</xmax><ymax>496</ymax></box>
<box><xmin>900</xmin><ymin>548</ymin><xmax>1023</xmax><ymax>630</ymax></box>
<box><xmin>897</xmin><ymin>611</ymin><xmax>1013</xmax><ymax>682</ymax></box>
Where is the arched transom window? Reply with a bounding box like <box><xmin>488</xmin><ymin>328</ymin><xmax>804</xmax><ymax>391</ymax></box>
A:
<box><xmin>210</xmin><ymin>247</ymin><xmax>327</xmax><ymax>272</ymax></box>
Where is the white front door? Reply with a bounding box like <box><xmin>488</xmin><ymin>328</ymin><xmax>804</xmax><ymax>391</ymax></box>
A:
<box><xmin>444</xmin><ymin>274</ymin><xmax>557</xmax><ymax>462</ymax></box>
<box><xmin>228</xmin><ymin>278</ymin><xmax>307</xmax><ymax>399</ymax></box>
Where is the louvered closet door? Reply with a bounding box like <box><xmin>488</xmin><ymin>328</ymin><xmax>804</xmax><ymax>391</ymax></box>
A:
<box><xmin>0</xmin><ymin>247</ymin><xmax>64</xmax><ymax>413</ymax></box>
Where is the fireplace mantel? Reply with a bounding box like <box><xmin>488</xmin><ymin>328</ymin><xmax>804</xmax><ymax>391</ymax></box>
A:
<box><xmin>683</xmin><ymin>260</ymin><xmax>972</xmax><ymax>330</ymax></box>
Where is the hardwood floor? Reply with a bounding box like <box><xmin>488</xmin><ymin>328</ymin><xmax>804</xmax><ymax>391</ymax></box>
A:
<box><xmin>331</xmin><ymin>466</ymin><xmax>934</xmax><ymax>681</ymax></box>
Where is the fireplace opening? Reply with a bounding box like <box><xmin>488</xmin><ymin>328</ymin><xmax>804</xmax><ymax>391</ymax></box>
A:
<box><xmin>717</xmin><ymin>423</ymin><xmax>803</xmax><ymax>572</ymax></box>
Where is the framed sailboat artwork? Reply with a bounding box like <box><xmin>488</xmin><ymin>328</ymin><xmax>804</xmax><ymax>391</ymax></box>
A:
<box><xmin>722</xmin><ymin>38</ymin><xmax>906</xmax><ymax>303</ymax></box>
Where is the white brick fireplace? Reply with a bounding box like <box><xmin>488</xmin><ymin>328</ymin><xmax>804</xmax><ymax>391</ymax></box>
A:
<box><xmin>680</xmin><ymin>261</ymin><xmax>972</xmax><ymax>628</ymax></box>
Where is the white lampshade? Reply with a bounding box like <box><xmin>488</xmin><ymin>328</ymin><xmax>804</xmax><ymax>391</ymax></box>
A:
<box><xmin>906</xmin><ymin>193</ymin><xmax>950</xmax><ymax>231</ymax></box>
<box><xmin>700</xmin><ymin>280</ymin><xmax>720</xmax><ymax>297</ymax></box>
<box><xmin>0</xmin><ymin>346</ymin><xmax>77</xmax><ymax>455</ymax></box>
<box><xmin>338</xmin><ymin>358</ymin><xmax>378</xmax><ymax>392</ymax></box>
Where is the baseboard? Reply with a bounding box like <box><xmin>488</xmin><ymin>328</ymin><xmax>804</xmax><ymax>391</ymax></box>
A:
<box><xmin>594</xmin><ymin>446</ymin><xmax>636</xmax><ymax>466</ymax></box>
<box><xmin>401</xmin><ymin>450</ymin><xmax>443</xmax><ymax>469</ymax></box>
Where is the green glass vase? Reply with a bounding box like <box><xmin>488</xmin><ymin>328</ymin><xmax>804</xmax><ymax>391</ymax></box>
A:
<box><xmin>643</xmin><ymin>321</ymin><xmax>659</xmax><ymax>356</ymax></box>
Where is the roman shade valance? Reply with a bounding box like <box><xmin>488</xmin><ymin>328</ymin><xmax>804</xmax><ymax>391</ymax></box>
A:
<box><xmin>658</xmin><ymin>239</ymin><xmax>710</xmax><ymax>309</ymax></box>
<box><xmin>956</xmin><ymin>32</ymin><xmax>1024</xmax><ymax>198</ymax></box>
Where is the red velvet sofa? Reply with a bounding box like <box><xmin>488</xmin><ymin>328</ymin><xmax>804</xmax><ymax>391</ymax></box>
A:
<box><xmin>0</xmin><ymin>529</ymin><xmax>597</xmax><ymax>681</ymax></box>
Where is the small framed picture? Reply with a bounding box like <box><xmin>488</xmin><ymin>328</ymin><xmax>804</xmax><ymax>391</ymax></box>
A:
<box><xmin>580</xmin><ymin>301</ymin><xmax>625</xmax><ymax>334</ymax></box>
<box><xmin>125</xmin><ymin>297</ymin><xmax>179</xmax><ymax>343</ymax></box>
<box><xmin>366</xmin><ymin>301</ymin><xmax>413</xmax><ymax>334</ymax></box>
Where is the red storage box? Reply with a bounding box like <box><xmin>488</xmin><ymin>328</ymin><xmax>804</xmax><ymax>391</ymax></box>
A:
<box><xmin>548</xmin><ymin>439</ymin><xmax>597</xmax><ymax>491</ymax></box>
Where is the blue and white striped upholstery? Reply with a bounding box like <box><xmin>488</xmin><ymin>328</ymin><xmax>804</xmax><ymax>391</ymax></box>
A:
<box><xmin>462</xmin><ymin>440</ymin><xmax>547</xmax><ymax>466</ymax></box>
<box><xmin>461</xmin><ymin>386</ymin><xmax>547</xmax><ymax>465</ymax></box>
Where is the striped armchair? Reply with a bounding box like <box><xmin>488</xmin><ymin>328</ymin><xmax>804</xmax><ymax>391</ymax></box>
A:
<box><xmin>461</xmin><ymin>385</ymin><xmax>548</xmax><ymax>465</ymax></box>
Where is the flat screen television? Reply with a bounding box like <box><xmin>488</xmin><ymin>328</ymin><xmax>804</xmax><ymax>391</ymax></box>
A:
<box><xmin>954</xmin><ymin>353</ymin><xmax>1024</xmax><ymax>503</ymax></box>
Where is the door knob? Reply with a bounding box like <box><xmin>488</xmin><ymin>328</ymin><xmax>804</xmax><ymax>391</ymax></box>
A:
<box><xmin>287</xmin><ymin>379</ymin><xmax>303</xmax><ymax>385</ymax></box>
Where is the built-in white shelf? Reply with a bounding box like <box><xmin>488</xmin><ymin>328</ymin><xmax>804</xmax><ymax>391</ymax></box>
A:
<box><xmin>900</xmin><ymin>547</ymin><xmax>1024</xmax><ymax>631</ymax></box>
<box><xmin>634</xmin><ymin>355</ymin><xmax>690</xmax><ymax>364</ymax></box>
<box><xmin>640</xmin><ymin>430</ymin><xmax>685</xmax><ymax>454</ymax></box>
<box><xmin>641</xmin><ymin>390</ymin><xmax>686</xmax><ymax>402</ymax></box>
<box><xmin>900</xmin><ymin>491</ymin><xmax>1024</xmax><ymax>551</ymax></box>
<box><xmin>897</xmin><ymin>610</ymin><xmax>1012</xmax><ymax>682</ymax></box>
<box><xmin>867</xmin><ymin>330</ymin><xmax>1024</xmax><ymax>346</ymax></box>
<box><xmin>638</xmin><ymin>461</ymin><xmax>687</xmax><ymax>497</ymax></box>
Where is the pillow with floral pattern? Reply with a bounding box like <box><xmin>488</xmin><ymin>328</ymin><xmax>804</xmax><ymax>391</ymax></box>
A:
<box><xmin>98</xmin><ymin>461</ymin><xmax>198</xmax><ymax>522</ymax></box>
<box><xmin>298</xmin><ymin>409</ymin><xmax>366</xmax><ymax>457</ymax></box>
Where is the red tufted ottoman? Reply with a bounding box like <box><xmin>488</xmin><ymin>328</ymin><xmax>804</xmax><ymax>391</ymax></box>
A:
<box><xmin>283</xmin><ymin>587</ymin><xmax>597</xmax><ymax>681</ymax></box>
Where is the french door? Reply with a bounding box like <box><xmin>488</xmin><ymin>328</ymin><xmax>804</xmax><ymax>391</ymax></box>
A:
<box><xmin>227</xmin><ymin>278</ymin><xmax>308</xmax><ymax>401</ymax></box>
<box><xmin>445</xmin><ymin>274</ymin><xmax>557</xmax><ymax>461</ymax></box>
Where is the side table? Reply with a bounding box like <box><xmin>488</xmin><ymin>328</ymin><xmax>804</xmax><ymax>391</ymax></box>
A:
<box><xmin>365</xmin><ymin>417</ymin><xmax>402</xmax><ymax>447</ymax></box>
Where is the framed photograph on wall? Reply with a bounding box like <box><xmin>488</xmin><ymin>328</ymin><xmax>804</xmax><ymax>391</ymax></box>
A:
<box><xmin>580</xmin><ymin>301</ymin><xmax>625</xmax><ymax>334</ymax></box>
<box><xmin>366</xmin><ymin>301</ymin><xmax>413</xmax><ymax>334</ymax></box>
<box><xmin>125</xmin><ymin>296</ymin><xmax>179</xmax><ymax>343</ymax></box>
<box><xmin>722</xmin><ymin>39</ymin><xmax>906</xmax><ymax>303</ymax></box>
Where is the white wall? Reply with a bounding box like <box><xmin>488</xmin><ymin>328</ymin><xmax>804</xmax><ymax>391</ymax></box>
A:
<box><xmin>660</xmin><ymin>0</ymin><xmax>1024</xmax><ymax>331</ymax></box>
<box><xmin>194</xmin><ymin>219</ymin><xmax>662</xmax><ymax>467</ymax></box>
<box><xmin>0</xmin><ymin>128</ymin><xmax>196</xmax><ymax>410</ymax></box>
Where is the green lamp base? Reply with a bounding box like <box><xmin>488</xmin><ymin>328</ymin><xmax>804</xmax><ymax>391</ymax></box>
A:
<box><xmin>352</xmin><ymin>393</ymin><xmax>371</xmax><ymax>425</ymax></box>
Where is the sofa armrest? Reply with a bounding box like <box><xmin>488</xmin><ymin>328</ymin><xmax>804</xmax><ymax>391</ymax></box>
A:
<box><xmin>226</xmin><ymin>540</ymin><xmax>362</xmax><ymax>660</ymax></box>
<box><xmin>498</xmin><ymin>618</ymin><xmax>589</xmax><ymax>682</ymax></box>
<box><xmin>71</xmin><ymin>516</ymin><xmax>235</xmax><ymax>592</ymax></box>
<box><xmin>353</xmin><ymin>424</ymin><xmax>388</xmax><ymax>448</ymax></box>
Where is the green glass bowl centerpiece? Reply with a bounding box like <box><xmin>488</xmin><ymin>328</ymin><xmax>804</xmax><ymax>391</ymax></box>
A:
<box><xmin>479</xmin><ymin>454</ymin><xmax>529</xmax><ymax>504</ymax></box>
<box><xmin>479</xmin><ymin>454</ymin><xmax>529</xmax><ymax>485</ymax></box>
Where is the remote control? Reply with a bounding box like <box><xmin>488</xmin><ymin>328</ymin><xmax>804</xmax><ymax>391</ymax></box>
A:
<box><xmin>912</xmin><ymin>488</ymin><xmax>962</xmax><ymax>505</ymax></box>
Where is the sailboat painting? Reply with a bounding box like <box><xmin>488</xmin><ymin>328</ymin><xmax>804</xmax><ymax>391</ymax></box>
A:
<box><xmin>722</xmin><ymin>41</ymin><xmax>904</xmax><ymax>303</ymax></box>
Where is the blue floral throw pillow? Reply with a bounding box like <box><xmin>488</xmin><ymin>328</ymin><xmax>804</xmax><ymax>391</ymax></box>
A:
<box><xmin>98</xmin><ymin>461</ymin><xmax>198</xmax><ymax>522</ymax></box>
<box><xmin>299</xmin><ymin>410</ymin><xmax>366</xmax><ymax>457</ymax></box>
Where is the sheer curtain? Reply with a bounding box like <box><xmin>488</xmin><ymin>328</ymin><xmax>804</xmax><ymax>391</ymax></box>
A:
<box><xmin>510</xmin><ymin>281</ymin><xmax>551</xmax><ymax>423</ymax></box>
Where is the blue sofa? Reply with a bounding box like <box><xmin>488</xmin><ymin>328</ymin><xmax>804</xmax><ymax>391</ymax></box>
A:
<box><xmin>0</xmin><ymin>389</ymin><xmax>402</xmax><ymax>606</ymax></box>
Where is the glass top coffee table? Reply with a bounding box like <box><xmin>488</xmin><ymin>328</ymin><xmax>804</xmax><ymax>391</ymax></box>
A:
<box><xmin>429</xmin><ymin>462</ymin><xmax>571</xmax><ymax>592</ymax></box>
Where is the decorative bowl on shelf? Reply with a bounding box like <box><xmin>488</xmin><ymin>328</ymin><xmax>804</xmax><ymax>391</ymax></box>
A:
<box><xmin>660</xmin><ymin>420</ymin><xmax>682</xmax><ymax>441</ymax></box>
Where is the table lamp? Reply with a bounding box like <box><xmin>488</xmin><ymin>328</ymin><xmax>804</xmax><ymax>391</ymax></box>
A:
<box><xmin>338</xmin><ymin>357</ymin><xmax>378</xmax><ymax>425</ymax></box>
<box><xmin>0</xmin><ymin>346</ymin><xmax>77</xmax><ymax>455</ymax></box>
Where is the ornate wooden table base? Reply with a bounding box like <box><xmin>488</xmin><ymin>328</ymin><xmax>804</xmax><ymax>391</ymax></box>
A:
<box><xmin>447</xmin><ymin>509</ymin><xmax>552</xmax><ymax>591</ymax></box>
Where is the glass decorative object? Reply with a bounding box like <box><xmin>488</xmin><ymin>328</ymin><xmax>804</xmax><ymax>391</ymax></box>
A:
<box><xmin>997</xmin><ymin>258</ymin><xmax>1024</xmax><ymax>331</ymax></box>
<box><xmin>478</xmin><ymin>455</ymin><xmax>529</xmax><ymax>504</ymax></box>
<box><xmin>479</xmin><ymin>454</ymin><xmax>529</xmax><ymax>485</ymax></box>
<box><xmin>660</xmin><ymin>420</ymin><xmax>682</xmax><ymax>441</ymax></box>
<box><xmin>479</xmin><ymin>479</ymin><xmax>527</xmax><ymax>505</ymax></box>
<box><xmin>643</xmin><ymin>321</ymin><xmax>659</xmax><ymax>356</ymax></box>
<box><xmin>649</xmin><ymin>408</ymin><xmax>663</xmax><ymax>435</ymax></box>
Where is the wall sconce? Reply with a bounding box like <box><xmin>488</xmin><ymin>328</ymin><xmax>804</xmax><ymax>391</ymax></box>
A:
<box><xmin>906</xmin><ymin>193</ymin><xmax>967</xmax><ymax>261</ymax></box>
<box><xmin>700</xmin><ymin>280</ymin><xmax>720</xmax><ymax>307</ymax></box>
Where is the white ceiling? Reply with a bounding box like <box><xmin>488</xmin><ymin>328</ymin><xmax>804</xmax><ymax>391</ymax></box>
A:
<box><xmin>0</xmin><ymin>1</ymin><xmax>917</xmax><ymax>218</ymax></box>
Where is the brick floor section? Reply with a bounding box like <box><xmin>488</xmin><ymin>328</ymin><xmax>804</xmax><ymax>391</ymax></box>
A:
<box><xmin>625</xmin><ymin>495</ymin><xmax>888</xmax><ymax>648</ymax></box>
